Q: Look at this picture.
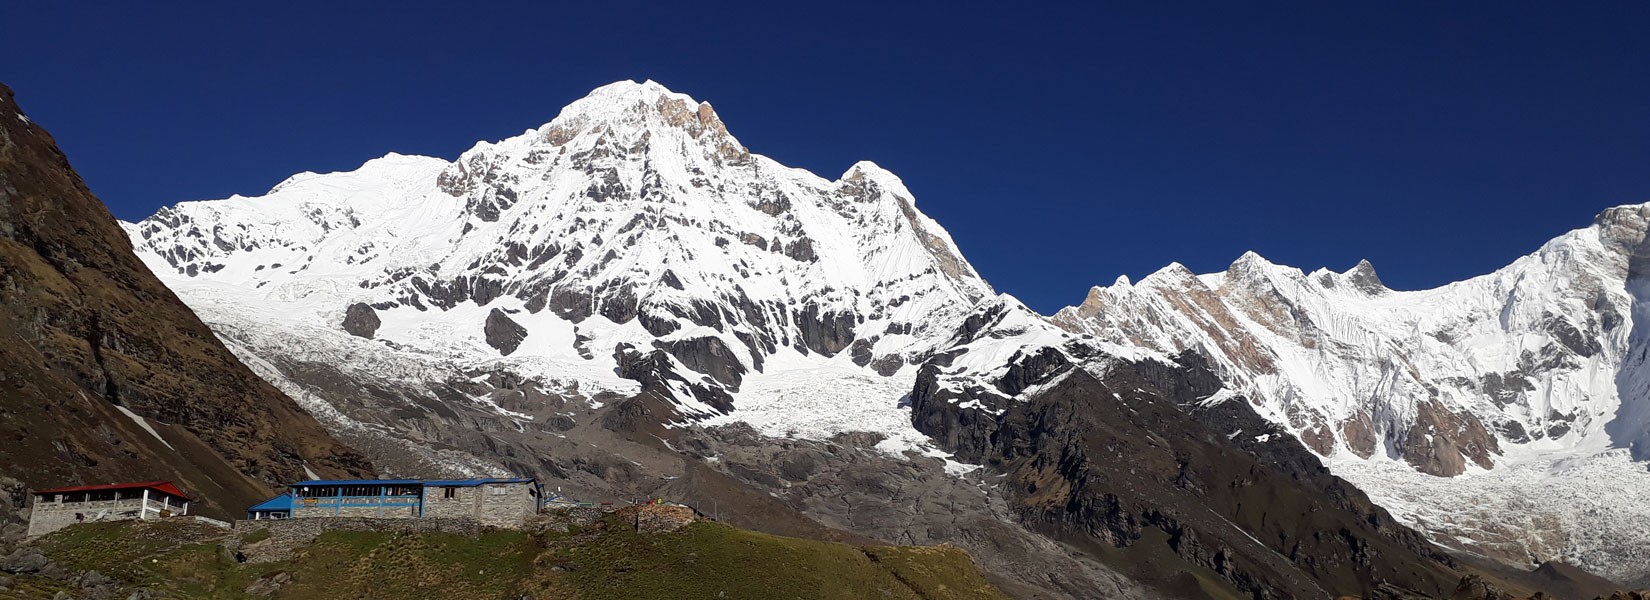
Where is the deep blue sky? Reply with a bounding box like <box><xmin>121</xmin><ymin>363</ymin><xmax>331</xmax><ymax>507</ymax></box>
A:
<box><xmin>4</xmin><ymin>2</ymin><xmax>1647</xmax><ymax>313</ymax></box>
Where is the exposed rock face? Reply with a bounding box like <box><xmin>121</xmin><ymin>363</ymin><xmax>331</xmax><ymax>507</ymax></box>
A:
<box><xmin>910</xmin><ymin>344</ymin><xmax>1462</xmax><ymax>599</ymax></box>
<box><xmin>0</xmin><ymin>82</ymin><xmax>372</xmax><ymax>517</ymax></box>
<box><xmin>901</xmin><ymin>298</ymin><xmax>1484</xmax><ymax>598</ymax></box>
<box><xmin>657</xmin><ymin>336</ymin><xmax>745</xmax><ymax>388</ymax></box>
<box><xmin>1399</xmin><ymin>399</ymin><xmax>1499</xmax><ymax>476</ymax></box>
<box><xmin>1051</xmin><ymin>205</ymin><xmax>1650</xmax><ymax>581</ymax></box>
<box><xmin>340</xmin><ymin>303</ymin><xmax>381</xmax><ymax>339</ymax></box>
<box><xmin>484</xmin><ymin>308</ymin><xmax>528</xmax><ymax>355</ymax></box>
<box><xmin>1054</xmin><ymin>216</ymin><xmax>1650</xmax><ymax>477</ymax></box>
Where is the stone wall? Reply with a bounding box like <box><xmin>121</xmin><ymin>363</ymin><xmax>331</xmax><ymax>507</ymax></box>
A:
<box><xmin>280</xmin><ymin>483</ymin><xmax>530</xmax><ymax>525</ymax></box>
<box><xmin>422</xmin><ymin>485</ymin><xmax>481</xmax><ymax>520</ymax></box>
<box><xmin>291</xmin><ymin>497</ymin><xmax>419</xmax><ymax>519</ymax></box>
<box><xmin>25</xmin><ymin>497</ymin><xmax>173</xmax><ymax>537</ymax></box>
<box><xmin>476</xmin><ymin>482</ymin><xmax>535</xmax><ymax>528</ymax></box>
<box><xmin>615</xmin><ymin>504</ymin><xmax>696</xmax><ymax>534</ymax></box>
<box><xmin>534</xmin><ymin>506</ymin><xmax>610</xmax><ymax>532</ymax></box>
<box><xmin>232</xmin><ymin>517</ymin><xmax>481</xmax><ymax>563</ymax></box>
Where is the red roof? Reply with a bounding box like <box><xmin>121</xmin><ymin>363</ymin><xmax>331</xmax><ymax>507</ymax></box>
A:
<box><xmin>32</xmin><ymin>480</ymin><xmax>190</xmax><ymax>501</ymax></box>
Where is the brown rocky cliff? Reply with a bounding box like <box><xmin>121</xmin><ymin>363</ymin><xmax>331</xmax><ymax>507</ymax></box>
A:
<box><xmin>0</xmin><ymin>82</ymin><xmax>373</xmax><ymax>518</ymax></box>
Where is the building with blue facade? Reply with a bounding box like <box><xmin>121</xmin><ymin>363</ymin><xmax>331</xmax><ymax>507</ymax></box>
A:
<box><xmin>243</xmin><ymin>478</ymin><xmax>539</xmax><ymax>527</ymax></box>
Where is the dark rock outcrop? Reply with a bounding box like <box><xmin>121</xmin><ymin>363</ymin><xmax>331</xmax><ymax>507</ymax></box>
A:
<box><xmin>794</xmin><ymin>303</ymin><xmax>856</xmax><ymax>356</ymax></box>
<box><xmin>0</xmin><ymin>82</ymin><xmax>373</xmax><ymax>517</ymax></box>
<box><xmin>909</xmin><ymin>348</ymin><xmax>1464</xmax><ymax>599</ymax></box>
<box><xmin>484</xmin><ymin>308</ymin><xmax>528</xmax><ymax>355</ymax></box>
<box><xmin>656</xmin><ymin>336</ymin><xmax>746</xmax><ymax>389</ymax></box>
<box><xmin>340</xmin><ymin>302</ymin><xmax>381</xmax><ymax>339</ymax></box>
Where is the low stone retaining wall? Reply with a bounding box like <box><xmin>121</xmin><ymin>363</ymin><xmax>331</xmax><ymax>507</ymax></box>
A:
<box><xmin>180</xmin><ymin>515</ymin><xmax>231</xmax><ymax>529</ymax></box>
<box><xmin>535</xmin><ymin>506</ymin><xmax>610</xmax><ymax>531</ymax></box>
<box><xmin>233</xmin><ymin>517</ymin><xmax>481</xmax><ymax>563</ymax></box>
<box><xmin>616</xmin><ymin>505</ymin><xmax>696</xmax><ymax>534</ymax></box>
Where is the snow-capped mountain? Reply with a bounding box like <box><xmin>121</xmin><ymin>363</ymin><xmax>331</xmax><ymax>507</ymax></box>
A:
<box><xmin>1052</xmin><ymin>204</ymin><xmax>1650</xmax><ymax>581</ymax></box>
<box><xmin>124</xmin><ymin>79</ymin><xmax>991</xmax><ymax>421</ymax></box>
<box><xmin>119</xmin><ymin>79</ymin><xmax>1650</xmax><ymax>590</ymax></box>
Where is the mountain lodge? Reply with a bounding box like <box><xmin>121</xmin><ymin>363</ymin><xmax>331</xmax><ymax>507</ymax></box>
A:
<box><xmin>26</xmin><ymin>481</ymin><xmax>192</xmax><ymax>537</ymax></box>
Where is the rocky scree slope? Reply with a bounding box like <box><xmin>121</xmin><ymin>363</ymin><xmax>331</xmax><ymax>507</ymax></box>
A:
<box><xmin>0</xmin><ymin>83</ymin><xmax>373</xmax><ymax>518</ymax></box>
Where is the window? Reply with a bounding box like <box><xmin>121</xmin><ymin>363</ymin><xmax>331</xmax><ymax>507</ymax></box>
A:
<box><xmin>296</xmin><ymin>486</ymin><xmax>340</xmax><ymax>498</ymax></box>
<box><xmin>489</xmin><ymin>486</ymin><xmax>508</xmax><ymax>496</ymax></box>
<box><xmin>442</xmin><ymin>487</ymin><xmax>456</xmax><ymax>499</ymax></box>
<box><xmin>342</xmin><ymin>485</ymin><xmax>379</xmax><ymax>497</ymax></box>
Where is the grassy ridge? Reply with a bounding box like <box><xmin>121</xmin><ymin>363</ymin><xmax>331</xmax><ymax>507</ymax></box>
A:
<box><xmin>6</xmin><ymin>516</ymin><xmax>1005</xmax><ymax>600</ymax></box>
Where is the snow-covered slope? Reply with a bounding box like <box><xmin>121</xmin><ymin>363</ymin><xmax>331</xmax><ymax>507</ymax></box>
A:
<box><xmin>121</xmin><ymin>79</ymin><xmax>1650</xmax><ymax>585</ymax></box>
<box><xmin>1052</xmin><ymin>203</ymin><xmax>1650</xmax><ymax>580</ymax></box>
<box><xmin>123</xmin><ymin>80</ymin><xmax>994</xmax><ymax>467</ymax></box>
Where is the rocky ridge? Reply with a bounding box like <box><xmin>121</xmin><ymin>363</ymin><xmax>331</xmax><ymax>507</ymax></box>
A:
<box><xmin>1052</xmin><ymin>206</ymin><xmax>1650</xmax><ymax>581</ymax></box>
<box><xmin>0</xmin><ymin>82</ymin><xmax>373</xmax><ymax>519</ymax></box>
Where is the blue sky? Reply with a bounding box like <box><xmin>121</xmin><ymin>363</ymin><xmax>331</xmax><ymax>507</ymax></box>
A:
<box><xmin>4</xmin><ymin>2</ymin><xmax>1647</xmax><ymax>313</ymax></box>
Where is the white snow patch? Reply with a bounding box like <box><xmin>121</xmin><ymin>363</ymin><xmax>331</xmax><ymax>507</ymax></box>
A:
<box><xmin>114</xmin><ymin>405</ymin><xmax>174</xmax><ymax>451</ymax></box>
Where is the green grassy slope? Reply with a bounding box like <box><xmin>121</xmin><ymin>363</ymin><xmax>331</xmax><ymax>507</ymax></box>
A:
<box><xmin>4</xmin><ymin>516</ymin><xmax>1006</xmax><ymax>600</ymax></box>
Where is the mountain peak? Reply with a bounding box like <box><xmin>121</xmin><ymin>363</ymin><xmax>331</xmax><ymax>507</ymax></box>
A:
<box><xmin>842</xmin><ymin>160</ymin><xmax>917</xmax><ymax>201</ymax></box>
<box><xmin>545</xmin><ymin>80</ymin><xmax>718</xmax><ymax>129</ymax></box>
<box><xmin>570</xmin><ymin>79</ymin><xmax>689</xmax><ymax>109</ymax></box>
<box><xmin>1140</xmin><ymin>262</ymin><xmax>1198</xmax><ymax>286</ymax></box>
<box><xmin>1341</xmin><ymin>258</ymin><xmax>1387</xmax><ymax>293</ymax></box>
<box><xmin>1230</xmin><ymin>250</ymin><xmax>1273</xmax><ymax>269</ymax></box>
<box><xmin>528</xmin><ymin>80</ymin><xmax>744</xmax><ymax>161</ymax></box>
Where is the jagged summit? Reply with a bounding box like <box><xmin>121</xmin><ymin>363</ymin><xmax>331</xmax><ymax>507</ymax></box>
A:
<box><xmin>1052</xmin><ymin>201</ymin><xmax>1650</xmax><ymax>580</ymax></box>
<box><xmin>1341</xmin><ymin>258</ymin><xmax>1386</xmax><ymax>293</ymax></box>
<box><xmin>122</xmin><ymin>79</ymin><xmax>993</xmax><ymax>425</ymax></box>
<box><xmin>515</xmin><ymin>79</ymin><xmax>744</xmax><ymax>161</ymax></box>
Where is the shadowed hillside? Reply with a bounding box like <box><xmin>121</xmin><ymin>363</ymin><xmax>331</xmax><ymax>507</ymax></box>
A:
<box><xmin>0</xmin><ymin>82</ymin><xmax>373</xmax><ymax>519</ymax></box>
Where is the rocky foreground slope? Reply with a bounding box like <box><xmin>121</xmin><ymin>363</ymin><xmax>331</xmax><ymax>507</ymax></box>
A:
<box><xmin>0</xmin><ymin>82</ymin><xmax>372</xmax><ymax>520</ymax></box>
<box><xmin>119</xmin><ymin>80</ymin><xmax>1648</xmax><ymax>596</ymax></box>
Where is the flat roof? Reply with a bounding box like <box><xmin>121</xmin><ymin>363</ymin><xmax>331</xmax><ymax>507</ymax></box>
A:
<box><xmin>33</xmin><ymin>480</ymin><xmax>190</xmax><ymax>501</ymax></box>
<box><xmin>287</xmin><ymin>478</ymin><xmax>535</xmax><ymax>487</ymax></box>
<box><xmin>423</xmin><ymin>478</ymin><xmax>535</xmax><ymax>487</ymax></box>
<box><xmin>290</xmin><ymin>480</ymin><xmax>424</xmax><ymax>487</ymax></box>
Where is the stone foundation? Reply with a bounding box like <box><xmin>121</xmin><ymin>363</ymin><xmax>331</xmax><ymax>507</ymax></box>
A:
<box><xmin>232</xmin><ymin>517</ymin><xmax>481</xmax><ymax>563</ymax></box>
<box><xmin>26</xmin><ymin>497</ymin><xmax>184</xmax><ymax>537</ymax></box>
<box><xmin>614</xmin><ymin>504</ymin><xmax>696</xmax><ymax>534</ymax></box>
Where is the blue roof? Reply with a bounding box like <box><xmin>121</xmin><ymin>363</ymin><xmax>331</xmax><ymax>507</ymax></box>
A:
<box><xmin>246</xmin><ymin>493</ymin><xmax>294</xmax><ymax>512</ymax></box>
<box><xmin>290</xmin><ymin>479</ymin><xmax>423</xmax><ymax>486</ymax></box>
<box><xmin>423</xmin><ymin>478</ymin><xmax>535</xmax><ymax>487</ymax></box>
<box><xmin>284</xmin><ymin>478</ymin><xmax>535</xmax><ymax>488</ymax></box>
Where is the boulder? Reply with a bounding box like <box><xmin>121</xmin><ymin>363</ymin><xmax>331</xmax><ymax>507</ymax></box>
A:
<box><xmin>340</xmin><ymin>303</ymin><xmax>381</xmax><ymax>339</ymax></box>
